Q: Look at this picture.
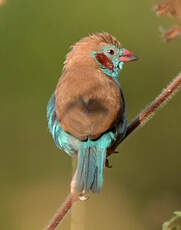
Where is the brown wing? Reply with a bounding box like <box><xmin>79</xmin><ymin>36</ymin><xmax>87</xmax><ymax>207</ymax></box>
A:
<box><xmin>55</xmin><ymin>68</ymin><xmax>123</xmax><ymax>140</ymax></box>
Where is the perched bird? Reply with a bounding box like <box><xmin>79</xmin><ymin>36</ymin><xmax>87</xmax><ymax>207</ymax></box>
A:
<box><xmin>47</xmin><ymin>32</ymin><xmax>138</xmax><ymax>195</ymax></box>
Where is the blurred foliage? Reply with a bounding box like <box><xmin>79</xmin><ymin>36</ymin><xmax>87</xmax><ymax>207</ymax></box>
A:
<box><xmin>163</xmin><ymin>212</ymin><xmax>181</xmax><ymax>230</ymax></box>
<box><xmin>154</xmin><ymin>0</ymin><xmax>181</xmax><ymax>41</ymax></box>
<box><xmin>0</xmin><ymin>0</ymin><xmax>181</xmax><ymax>230</ymax></box>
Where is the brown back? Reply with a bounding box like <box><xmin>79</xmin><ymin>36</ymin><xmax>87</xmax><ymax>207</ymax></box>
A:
<box><xmin>55</xmin><ymin>67</ymin><xmax>123</xmax><ymax>140</ymax></box>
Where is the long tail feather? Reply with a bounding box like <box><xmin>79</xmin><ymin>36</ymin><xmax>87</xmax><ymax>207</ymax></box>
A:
<box><xmin>73</xmin><ymin>143</ymin><xmax>106</xmax><ymax>194</ymax></box>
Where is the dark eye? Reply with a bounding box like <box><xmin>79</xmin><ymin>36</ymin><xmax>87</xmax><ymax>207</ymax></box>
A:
<box><xmin>107</xmin><ymin>49</ymin><xmax>114</xmax><ymax>55</ymax></box>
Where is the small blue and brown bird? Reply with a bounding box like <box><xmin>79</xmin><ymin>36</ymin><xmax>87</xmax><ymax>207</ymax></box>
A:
<box><xmin>47</xmin><ymin>32</ymin><xmax>138</xmax><ymax>196</ymax></box>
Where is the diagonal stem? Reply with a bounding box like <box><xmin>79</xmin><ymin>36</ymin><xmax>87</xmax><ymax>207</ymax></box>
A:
<box><xmin>121</xmin><ymin>73</ymin><xmax>181</xmax><ymax>143</ymax></box>
<box><xmin>43</xmin><ymin>73</ymin><xmax>181</xmax><ymax>230</ymax></box>
<box><xmin>43</xmin><ymin>193</ymin><xmax>79</xmax><ymax>230</ymax></box>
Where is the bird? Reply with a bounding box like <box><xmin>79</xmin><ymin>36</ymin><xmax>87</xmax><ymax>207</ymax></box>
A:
<box><xmin>47</xmin><ymin>32</ymin><xmax>138</xmax><ymax>196</ymax></box>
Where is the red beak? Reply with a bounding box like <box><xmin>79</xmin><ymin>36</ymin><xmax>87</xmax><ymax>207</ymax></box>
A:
<box><xmin>119</xmin><ymin>48</ymin><xmax>138</xmax><ymax>62</ymax></box>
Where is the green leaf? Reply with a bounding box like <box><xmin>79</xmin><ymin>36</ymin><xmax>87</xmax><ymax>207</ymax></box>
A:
<box><xmin>163</xmin><ymin>212</ymin><xmax>181</xmax><ymax>230</ymax></box>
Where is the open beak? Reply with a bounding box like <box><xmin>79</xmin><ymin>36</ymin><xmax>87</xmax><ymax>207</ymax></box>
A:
<box><xmin>119</xmin><ymin>48</ymin><xmax>138</xmax><ymax>63</ymax></box>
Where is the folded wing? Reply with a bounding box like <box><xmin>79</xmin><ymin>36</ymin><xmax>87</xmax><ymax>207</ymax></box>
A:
<box><xmin>55</xmin><ymin>68</ymin><xmax>123</xmax><ymax>140</ymax></box>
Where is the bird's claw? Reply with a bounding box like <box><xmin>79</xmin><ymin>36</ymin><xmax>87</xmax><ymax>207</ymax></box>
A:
<box><xmin>113</xmin><ymin>150</ymin><xmax>119</xmax><ymax>154</ymax></box>
<box><xmin>105</xmin><ymin>158</ymin><xmax>112</xmax><ymax>168</ymax></box>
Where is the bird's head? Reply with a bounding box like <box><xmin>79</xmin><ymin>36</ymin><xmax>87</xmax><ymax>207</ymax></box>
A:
<box><xmin>64</xmin><ymin>32</ymin><xmax>138</xmax><ymax>79</ymax></box>
<box><xmin>91</xmin><ymin>43</ymin><xmax>138</xmax><ymax>78</ymax></box>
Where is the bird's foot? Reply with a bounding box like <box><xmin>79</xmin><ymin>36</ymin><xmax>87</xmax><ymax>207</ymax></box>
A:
<box><xmin>105</xmin><ymin>158</ymin><xmax>112</xmax><ymax>168</ymax></box>
<box><xmin>113</xmin><ymin>150</ymin><xmax>119</xmax><ymax>154</ymax></box>
<box><xmin>105</xmin><ymin>149</ymin><xmax>119</xmax><ymax>168</ymax></box>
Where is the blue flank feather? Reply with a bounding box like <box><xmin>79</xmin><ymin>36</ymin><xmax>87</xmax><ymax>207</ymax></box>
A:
<box><xmin>47</xmin><ymin>93</ymin><xmax>127</xmax><ymax>194</ymax></box>
<box><xmin>47</xmin><ymin>94</ymin><xmax>81</xmax><ymax>157</ymax></box>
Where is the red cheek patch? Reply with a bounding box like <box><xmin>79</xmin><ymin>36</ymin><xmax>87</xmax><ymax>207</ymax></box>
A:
<box><xmin>96</xmin><ymin>53</ymin><xmax>114</xmax><ymax>71</ymax></box>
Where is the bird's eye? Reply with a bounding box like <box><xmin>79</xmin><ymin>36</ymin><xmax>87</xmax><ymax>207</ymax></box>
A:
<box><xmin>107</xmin><ymin>49</ymin><xmax>114</xmax><ymax>55</ymax></box>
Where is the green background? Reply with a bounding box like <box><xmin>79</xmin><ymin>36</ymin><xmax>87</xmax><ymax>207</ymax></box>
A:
<box><xmin>1</xmin><ymin>0</ymin><xmax>181</xmax><ymax>229</ymax></box>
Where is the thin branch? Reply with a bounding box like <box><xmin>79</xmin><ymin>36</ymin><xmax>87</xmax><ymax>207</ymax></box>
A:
<box><xmin>43</xmin><ymin>193</ymin><xmax>79</xmax><ymax>230</ymax></box>
<box><xmin>43</xmin><ymin>73</ymin><xmax>181</xmax><ymax>230</ymax></box>
<box><xmin>121</xmin><ymin>73</ymin><xmax>181</xmax><ymax>143</ymax></box>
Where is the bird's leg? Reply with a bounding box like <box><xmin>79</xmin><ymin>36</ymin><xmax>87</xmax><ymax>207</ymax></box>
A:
<box><xmin>105</xmin><ymin>158</ymin><xmax>112</xmax><ymax>168</ymax></box>
<box><xmin>105</xmin><ymin>147</ymin><xmax>119</xmax><ymax>168</ymax></box>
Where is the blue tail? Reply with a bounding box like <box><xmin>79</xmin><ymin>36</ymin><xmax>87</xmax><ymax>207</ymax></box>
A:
<box><xmin>47</xmin><ymin>94</ymin><xmax>118</xmax><ymax>194</ymax></box>
<box><xmin>74</xmin><ymin>142</ymin><xmax>106</xmax><ymax>194</ymax></box>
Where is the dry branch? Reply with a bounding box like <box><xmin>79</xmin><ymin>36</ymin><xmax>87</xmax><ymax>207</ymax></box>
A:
<box><xmin>43</xmin><ymin>73</ymin><xmax>181</xmax><ymax>230</ymax></box>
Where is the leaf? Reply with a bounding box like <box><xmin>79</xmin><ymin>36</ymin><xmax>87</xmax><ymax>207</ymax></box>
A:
<box><xmin>162</xmin><ymin>27</ymin><xmax>181</xmax><ymax>41</ymax></box>
<box><xmin>162</xmin><ymin>212</ymin><xmax>181</xmax><ymax>230</ymax></box>
<box><xmin>154</xmin><ymin>0</ymin><xmax>181</xmax><ymax>18</ymax></box>
<box><xmin>154</xmin><ymin>0</ymin><xmax>181</xmax><ymax>41</ymax></box>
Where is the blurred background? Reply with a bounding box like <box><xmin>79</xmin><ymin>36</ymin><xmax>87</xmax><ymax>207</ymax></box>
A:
<box><xmin>1</xmin><ymin>0</ymin><xmax>181</xmax><ymax>229</ymax></box>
